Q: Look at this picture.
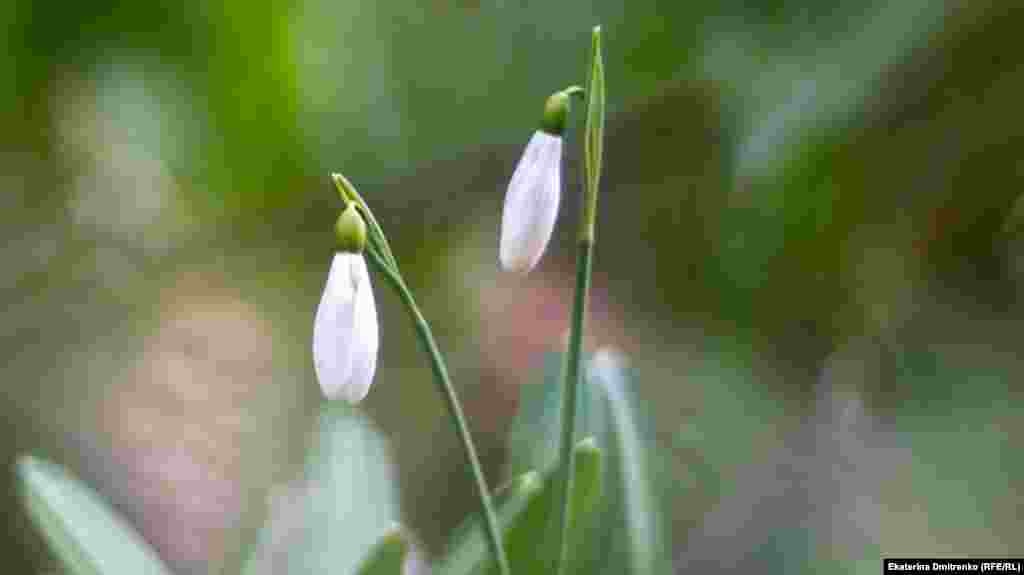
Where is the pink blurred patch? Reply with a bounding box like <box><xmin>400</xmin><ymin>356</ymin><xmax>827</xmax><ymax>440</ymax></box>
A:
<box><xmin>474</xmin><ymin>265</ymin><xmax>636</xmax><ymax>426</ymax></box>
<box><xmin>95</xmin><ymin>270</ymin><xmax>276</xmax><ymax>572</ymax></box>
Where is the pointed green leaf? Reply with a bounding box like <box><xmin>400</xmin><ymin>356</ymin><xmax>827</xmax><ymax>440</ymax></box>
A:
<box><xmin>356</xmin><ymin>528</ymin><xmax>415</xmax><ymax>575</ymax></box>
<box><xmin>16</xmin><ymin>455</ymin><xmax>174</xmax><ymax>575</ymax></box>
<box><xmin>581</xmin><ymin>25</ymin><xmax>606</xmax><ymax>242</ymax></box>
<box><xmin>500</xmin><ymin>438</ymin><xmax>602</xmax><ymax>575</ymax></box>
<box><xmin>434</xmin><ymin>470</ymin><xmax>542</xmax><ymax>575</ymax></box>
<box><xmin>436</xmin><ymin>440</ymin><xmax>602</xmax><ymax>575</ymax></box>
<box><xmin>509</xmin><ymin>350</ymin><xmax>671</xmax><ymax>575</ymax></box>
<box><xmin>585</xmin><ymin>349</ymin><xmax>668</xmax><ymax>575</ymax></box>
<box><xmin>240</xmin><ymin>408</ymin><xmax>401</xmax><ymax>575</ymax></box>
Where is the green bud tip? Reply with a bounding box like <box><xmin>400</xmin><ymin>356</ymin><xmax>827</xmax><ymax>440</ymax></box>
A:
<box><xmin>540</xmin><ymin>86</ymin><xmax>585</xmax><ymax>136</ymax></box>
<box><xmin>515</xmin><ymin>470</ymin><xmax>542</xmax><ymax>493</ymax></box>
<box><xmin>575</xmin><ymin>436</ymin><xmax>599</xmax><ymax>453</ymax></box>
<box><xmin>334</xmin><ymin>203</ymin><xmax>367</xmax><ymax>253</ymax></box>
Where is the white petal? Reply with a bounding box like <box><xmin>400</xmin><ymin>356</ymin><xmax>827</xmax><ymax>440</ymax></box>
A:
<box><xmin>313</xmin><ymin>253</ymin><xmax>378</xmax><ymax>402</ymax></box>
<box><xmin>313</xmin><ymin>254</ymin><xmax>356</xmax><ymax>399</ymax></box>
<box><xmin>340</xmin><ymin>255</ymin><xmax>379</xmax><ymax>403</ymax></box>
<box><xmin>499</xmin><ymin>131</ymin><xmax>562</xmax><ymax>273</ymax></box>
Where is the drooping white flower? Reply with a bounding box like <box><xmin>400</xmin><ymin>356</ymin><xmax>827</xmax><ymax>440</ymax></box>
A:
<box><xmin>313</xmin><ymin>252</ymin><xmax>379</xmax><ymax>403</ymax></box>
<box><xmin>499</xmin><ymin>130</ymin><xmax>563</xmax><ymax>273</ymax></box>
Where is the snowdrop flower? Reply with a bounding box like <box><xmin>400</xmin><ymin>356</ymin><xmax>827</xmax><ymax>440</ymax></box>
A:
<box><xmin>313</xmin><ymin>205</ymin><xmax>379</xmax><ymax>403</ymax></box>
<box><xmin>499</xmin><ymin>89</ymin><xmax>579</xmax><ymax>273</ymax></box>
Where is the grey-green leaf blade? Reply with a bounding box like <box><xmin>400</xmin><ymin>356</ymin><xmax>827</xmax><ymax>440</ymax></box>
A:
<box><xmin>434</xmin><ymin>470</ymin><xmax>542</xmax><ymax>575</ymax></box>
<box><xmin>17</xmin><ymin>455</ymin><xmax>174</xmax><ymax>575</ymax></box>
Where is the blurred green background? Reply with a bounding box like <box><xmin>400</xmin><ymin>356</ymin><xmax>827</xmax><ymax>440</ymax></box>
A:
<box><xmin>2</xmin><ymin>0</ymin><xmax>1022</xmax><ymax>573</ymax></box>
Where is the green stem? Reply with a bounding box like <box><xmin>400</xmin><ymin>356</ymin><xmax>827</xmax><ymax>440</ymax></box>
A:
<box><xmin>555</xmin><ymin>238</ymin><xmax>593</xmax><ymax>575</ymax></box>
<box><xmin>366</xmin><ymin>249</ymin><xmax>511</xmax><ymax>575</ymax></box>
<box><xmin>556</xmin><ymin>27</ymin><xmax>604</xmax><ymax>574</ymax></box>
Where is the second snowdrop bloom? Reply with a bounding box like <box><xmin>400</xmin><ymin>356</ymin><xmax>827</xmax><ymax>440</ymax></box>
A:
<box><xmin>313</xmin><ymin>205</ymin><xmax>379</xmax><ymax>403</ymax></box>
<box><xmin>499</xmin><ymin>89</ymin><xmax>578</xmax><ymax>273</ymax></box>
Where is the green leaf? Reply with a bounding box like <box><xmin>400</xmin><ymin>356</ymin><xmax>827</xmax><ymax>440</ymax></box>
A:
<box><xmin>585</xmin><ymin>350</ymin><xmax>668</xmax><ymax>575</ymax></box>
<box><xmin>240</xmin><ymin>408</ymin><xmax>402</xmax><ymax>575</ymax></box>
<box><xmin>436</xmin><ymin>439</ymin><xmax>602</xmax><ymax>575</ymax></box>
<box><xmin>509</xmin><ymin>350</ymin><xmax>670</xmax><ymax>575</ymax></box>
<box><xmin>500</xmin><ymin>438</ymin><xmax>602</xmax><ymax>575</ymax></box>
<box><xmin>434</xmin><ymin>470</ymin><xmax>542</xmax><ymax>575</ymax></box>
<box><xmin>355</xmin><ymin>529</ymin><xmax>415</xmax><ymax>575</ymax></box>
<box><xmin>582</xmin><ymin>25</ymin><xmax>606</xmax><ymax>242</ymax></box>
<box><xmin>584</xmin><ymin>26</ymin><xmax>605</xmax><ymax>195</ymax></box>
<box><xmin>16</xmin><ymin>455</ymin><xmax>174</xmax><ymax>575</ymax></box>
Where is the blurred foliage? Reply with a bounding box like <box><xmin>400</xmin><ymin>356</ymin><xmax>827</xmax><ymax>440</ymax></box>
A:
<box><xmin>435</xmin><ymin>470</ymin><xmax>542</xmax><ymax>575</ymax></box>
<box><xmin>436</xmin><ymin>439</ymin><xmax>601</xmax><ymax>575</ymax></box>
<box><xmin>353</xmin><ymin>531</ymin><xmax>409</xmax><ymax>575</ymax></box>
<box><xmin>17</xmin><ymin>456</ymin><xmax>173</xmax><ymax>575</ymax></box>
<box><xmin>496</xmin><ymin>439</ymin><xmax>601</xmax><ymax>575</ymax></box>
<box><xmin>508</xmin><ymin>352</ymin><xmax>670</xmax><ymax>574</ymax></box>
<box><xmin>240</xmin><ymin>407</ymin><xmax>401</xmax><ymax>575</ymax></box>
<box><xmin>2</xmin><ymin>0</ymin><xmax>1023</xmax><ymax>573</ymax></box>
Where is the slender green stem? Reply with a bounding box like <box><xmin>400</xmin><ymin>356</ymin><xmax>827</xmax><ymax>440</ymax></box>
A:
<box><xmin>557</xmin><ymin>25</ymin><xmax>604</xmax><ymax>575</ymax></box>
<box><xmin>555</xmin><ymin>239</ymin><xmax>593</xmax><ymax>575</ymax></box>
<box><xmin>366</xmin><ymin>248</ymin><xmax>511</xmax><ymax>575</ymax></box>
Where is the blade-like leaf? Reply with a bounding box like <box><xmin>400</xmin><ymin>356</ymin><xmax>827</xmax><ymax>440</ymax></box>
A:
<box><xmin>584</xmin><ymin>25</ymin><xmax>605</xmax><ymax>198</ymax></box>
<box><xmin>585</xmin><ymin>349</ymin><xmax>667</xmax><ymax>575</ymax></box>
<box><xmin>16</xmin><ymin>455</ymin><xmax>174</xmax><ymax>575</ymax></box>
<box><xmin>582</xmin><ymin>25</ymin><xmax>606</xmax><ymax>242</ymax></box>
<box><xmin>508</xmin><ymin>350</ymin><xmax>670</xmax><ymax>575</ymax></box>
<box><xmin>356</xmin><ymin>528</ymin><xmax>420</xmax><ymax>575</ymax></box>
<box><xmin>436</xmin><ymin>439</ymin><xmax>602</xmax><ymax>575</ymax></box>
<box><xmin>500</xmin><ymin>438</ymin><xmax>602</xmax><ymax>575</ymax></box>
<box><xmin>240</xmin><ymin>407</ymin><xmax>401</xmax><ymax>575</ymax></box>
<box><xmin>434</xmin><ymin>470</ymin><xmax>541</xmax><ymax>575</ymax></box>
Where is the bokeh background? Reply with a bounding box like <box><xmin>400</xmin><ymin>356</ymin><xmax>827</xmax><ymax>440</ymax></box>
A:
<box><xmin>2</xmin><ymin>0</ymin><xmax>1022</xmax><ymax>573</ymax></box>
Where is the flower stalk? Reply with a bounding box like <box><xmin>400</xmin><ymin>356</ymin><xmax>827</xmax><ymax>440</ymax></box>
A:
<box><xmin>332</xmin><ymin>173</ymin><xmax>398</xmax><ymax>269</ymax></box>
<box><xmin>366</xmin><ymin>249</ymin><xmax>510</xmax><ymax>575</ymax></box>
<box><xmin>323</xmin><ymin>173</ymin><xmax>510</xmax><ymax>575</ymax></box>
<box><xmin>556</xmin><ymin>25</ymin><xmax>605</xmax><ymax>575</ymax></box>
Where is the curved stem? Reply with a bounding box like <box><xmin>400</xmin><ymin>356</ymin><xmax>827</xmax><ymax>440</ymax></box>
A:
<box><xmin>332</xmin><ymin>173</ymin><xmax>398</xmax><ymax>269</ymax></box>
<box><xmin>367</xmin><ymin>249</ymin><xmax>511</xmax><ymax>575</ymax></box>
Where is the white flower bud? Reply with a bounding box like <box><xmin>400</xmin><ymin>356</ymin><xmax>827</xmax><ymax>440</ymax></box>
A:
<box><xmin>499</xmin><ymin>130</ymin><xmax>563</xmax><ymax>273</ymax></box>
<box><xmin>313</xmin><ymin>252</ymin><xmax>379</xmax><ymax>403</ymax></box>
